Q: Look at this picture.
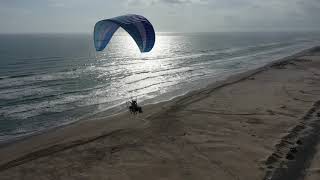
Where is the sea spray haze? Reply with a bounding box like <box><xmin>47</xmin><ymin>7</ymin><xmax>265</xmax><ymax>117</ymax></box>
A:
<box><xmin>0</xmin><ymin>32</ymin><xmax>319</xmax><ymax>142</ymax></box>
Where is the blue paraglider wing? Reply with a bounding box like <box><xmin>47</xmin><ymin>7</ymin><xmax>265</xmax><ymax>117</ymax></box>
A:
<box><xmin>94</xmin><ymin>14</ymin><xmax>155</xmax><ymax>53</ymax></box>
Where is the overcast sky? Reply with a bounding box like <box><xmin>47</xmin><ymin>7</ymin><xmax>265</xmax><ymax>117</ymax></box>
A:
<box><xmin>0</xmin><ymin>0</ymin><xmax>320</xmax><ymax>33</ymax></box>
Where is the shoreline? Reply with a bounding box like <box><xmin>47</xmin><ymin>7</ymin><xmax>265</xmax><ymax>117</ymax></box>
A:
<box><xmin>1</xmin><ymin>46</ymin><xmax>320</xmax><ymax>179</ymax></box>
<box><xmin>0</xmin><ymin>45</ymin><xmax>318</xmax><ymax>158</ymax></box>
<box><xmin>0</xmin><ymin>46</ymin><xmax>316</xmax><ymax>147</ymax></box>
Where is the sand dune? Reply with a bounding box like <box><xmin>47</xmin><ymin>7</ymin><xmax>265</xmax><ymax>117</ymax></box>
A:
<box><xmin>1</xmin><ymin>47</ymin><xmax>320</xmax><ymax>180</ymax></box>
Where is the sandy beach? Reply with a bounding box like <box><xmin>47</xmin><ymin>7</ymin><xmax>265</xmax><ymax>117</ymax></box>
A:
<box><xmin>1</xmin><ymin>47</ymin><xmax>320</xmax><ymax>180</ymax></box>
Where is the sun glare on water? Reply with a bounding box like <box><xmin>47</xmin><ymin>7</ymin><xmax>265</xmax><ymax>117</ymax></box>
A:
<box><xmin>92</xmin><ymin>31</ymin><xmax>178</xmax><ymax>103</ymax></box>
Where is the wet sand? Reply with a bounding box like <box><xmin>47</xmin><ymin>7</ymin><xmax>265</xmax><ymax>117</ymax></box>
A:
<box><xmin>1</xmin><ymin>47</ymin><xmax>320</xmax><ymax>180</ymax></box>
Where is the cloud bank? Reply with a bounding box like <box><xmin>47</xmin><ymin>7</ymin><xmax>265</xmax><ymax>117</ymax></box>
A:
<box><xmin>0</xmin><ymin>0</ymin><xmax>319</xmax><ymax>33</ymax></box>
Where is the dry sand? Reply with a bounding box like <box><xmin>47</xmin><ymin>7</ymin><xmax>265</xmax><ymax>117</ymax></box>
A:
<box><xmin>1</xmin><ymin>47</ymin><xmax>320</xmax><ymax>180</ymax></box>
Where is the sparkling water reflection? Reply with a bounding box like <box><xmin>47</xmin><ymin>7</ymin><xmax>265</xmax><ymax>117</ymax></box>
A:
<box><xmin>0</xmin><ymin>32</ymin><xmax>319</xmax><ymax>142</ymax></box>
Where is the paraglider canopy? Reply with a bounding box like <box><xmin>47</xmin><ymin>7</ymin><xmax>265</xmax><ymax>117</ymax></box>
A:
<box><xmin>94</xmin><ymin>14</ymin><xmax>155</xmax><ymax>53</ymax></box>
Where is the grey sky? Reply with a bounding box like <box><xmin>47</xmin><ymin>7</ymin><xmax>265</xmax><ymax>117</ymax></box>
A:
<box><xmin>0</xmin><ymin>0</ymin><xmax>319</xmax><ymax>33</ymax></box>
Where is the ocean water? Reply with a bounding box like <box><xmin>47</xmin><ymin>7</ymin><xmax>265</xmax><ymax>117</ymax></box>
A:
<box><xmin>0</xmin><ymin>32</ymin><xmax>319</xmax><ymax>142</ymax></box>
